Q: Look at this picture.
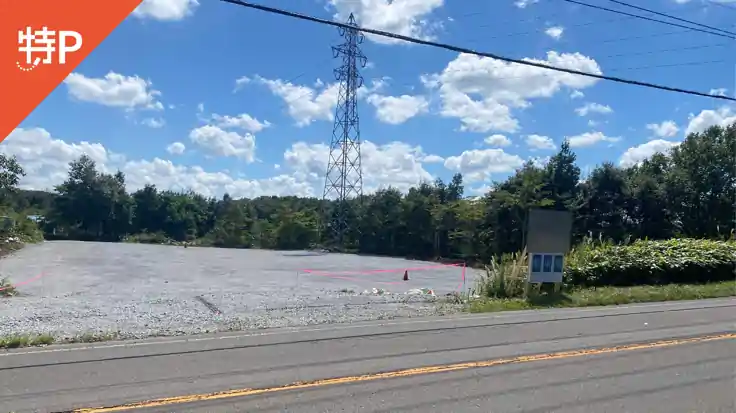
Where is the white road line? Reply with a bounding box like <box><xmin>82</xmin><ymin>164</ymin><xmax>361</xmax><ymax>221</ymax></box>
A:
<box><xmin>0</xmin><ymin>300</ymin><xmax>730</xmax><ymax>357</ymax></box>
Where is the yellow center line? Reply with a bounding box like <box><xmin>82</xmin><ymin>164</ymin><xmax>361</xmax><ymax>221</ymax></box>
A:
<box><xmin>72</xmin><ymin>332</ymin><xmax>736</xmax><ymax>412</ymax></box>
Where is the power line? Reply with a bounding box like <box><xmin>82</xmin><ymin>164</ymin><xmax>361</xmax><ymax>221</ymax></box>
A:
<box><xmin>218</xmin><ymin>0</ymin><xmax>736</xmax><ymax>102</ymax></box>
<box><xmin>602</xmin><ymin>0</ymin><xmax>736</xmax><ymax>36</ymax></box>
<box><xmin>246</xmin><ymin>59</ymin><xmax>726</xmax><ymax>126</ymax></box>
<box><xmin>474</xmin><ymin>16</ymin><xmax>634</xmax><ymax>40</ymax></box>
<box><xmin>249</xmin><ymin>57</ymin><xmax>728</xmax><ymax>116</ymax></box>
<box><xmin>598</xmin><ymin>42</ymin><xmax>727</xmax><ymax>59</ymax></box>
<box><xmin>599</xmin><ymin>28</ymin><xmax>690</xmax><ymax>43</ymax></box>
<box><xmin>611</xmin><ymin>59</ymin><xmax>726</xmax><ymax>72</ymax></box>
<box><xmin>243</xmin><ymin>57</ymin><xmax>727</xmax><ymax>114</ymax></box>
<box><xmin>558</xmin><ymin>0</ymin><xmax>735</xmax><ymax>39</ymax></box>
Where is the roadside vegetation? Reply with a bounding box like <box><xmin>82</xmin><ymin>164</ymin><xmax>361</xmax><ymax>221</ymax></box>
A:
<box><xmin>470</xmin><ymin>238</ymin><xmax>736</xmax><ymax>312</ymax></box>
<box><xmin>0</xmin><ymin>124</ymin><xmax>733</xmax><ymax>324</ymax></box>
<box><xmin>0</xmin><ymin>331</ymin><xmax>121</xmax><ymax>349</ymax></box>
<box><xmin>0</xmin><ymin>153</ymin><xmax>44</xmax><ymax>296</ymax></box>
<box><xmin>4</xmin><ymin>124</ymin><xmax>732</xmax><ymax>260</ymax></box>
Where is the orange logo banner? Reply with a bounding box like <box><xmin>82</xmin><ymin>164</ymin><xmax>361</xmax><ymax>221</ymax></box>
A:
<box><xmin>0</xmin><ymin>0</ymin><xmax>143</xmax><ymax>143</ymax></box>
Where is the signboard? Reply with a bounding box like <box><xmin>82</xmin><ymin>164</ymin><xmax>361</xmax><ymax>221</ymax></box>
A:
<box><xmin>526</xmin><ymin>209</ymin><xmax>572</xmax><ymax>283</ymax></box>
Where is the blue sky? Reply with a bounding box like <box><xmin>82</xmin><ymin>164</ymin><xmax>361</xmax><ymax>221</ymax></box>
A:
<box><xmin>5</xmin><ymin>0</ymin><xmax>736</xmax><ymax>198</ymax></box>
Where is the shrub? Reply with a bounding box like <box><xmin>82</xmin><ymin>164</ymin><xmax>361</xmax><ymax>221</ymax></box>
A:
<box><xmin>565</xmin><ymin>238</ymin><xmax>736</xmax><ymax>287</ymax></box>
<box><xmin>0</xmin><ymin>277</ymin><xmax>17</xmax><ymax>297</ymax></box>
<box><xmin>14</xmin><ymin>216</ymin><xmax>44</xmax><ymax>243</ymax></box>
<box><xmin>124</xmin><ymin>232</ymin><xmax>172</xmax><ymax>245</ymax></box>
<box><xmin>475</xmin><ymin>249</ymin><xmax>528</xmax><ymax>298</ymax></box>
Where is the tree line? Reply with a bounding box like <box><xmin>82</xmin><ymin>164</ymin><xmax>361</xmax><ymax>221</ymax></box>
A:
<box><xmin>1</xmin><ymin>123</ymin><xmax>733</xmax><ymax>263</ymax></box>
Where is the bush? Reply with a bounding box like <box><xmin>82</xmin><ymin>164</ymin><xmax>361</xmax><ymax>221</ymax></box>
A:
<box><xmin>0</xmin><ymin>210</ymin><xmax>44</xmax><ymax>244</ymax></box>
<box><xmin>475</xmin><ymin>249</ymin><xmax>528</xmax><ymax>298</ymax></box>
<box><xmin>124</xmin><ymin>232</ymin><xmax>173</xmax><ymax>245</ymax></box>
<box><xmin>0</xmin><ymin>277</ymin><xmax>17</xmax><ymax>297</ymax></box>
<box><xmin>14</xmin><ymin>217</ymin><xmax>44</xmax><ymax>243</ymax></box>
<box><xmin>565</xmin><ymin>238</ymin><xmax>736</xmax><ymax>287</ymax></box>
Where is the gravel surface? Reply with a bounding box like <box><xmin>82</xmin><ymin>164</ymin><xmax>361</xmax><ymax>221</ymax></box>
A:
<box><xmin>0</xmin><ymin>241</ymin><xmax>478</xmax><ymax>340</ymax></box>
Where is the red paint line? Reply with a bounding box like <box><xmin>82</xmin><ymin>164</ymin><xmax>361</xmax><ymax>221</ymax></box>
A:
<box><xmin>301</xmin><ymin>261</ymin><xmax>468</xmax><ymax>291</ymax></box>
<box><xmin>309</xmin><ymin>271</ymin><xmax>403</xmax><ymax>285</ymax></box>
<box><xmin>302</xmin><ymin>262</ymin><xmax>462</xmax><ymax>276</ymax></box>
<box><xmin>0</xmin><ymin>272</ymin><xmax>49</xmax><ymax>291</ymax></box>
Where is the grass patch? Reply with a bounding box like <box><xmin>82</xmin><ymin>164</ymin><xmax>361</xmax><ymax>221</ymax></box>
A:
<box><xmin>0</xmin><ymin>331</ymin><xmax>123</xmax><ymax>349</ymax></box>
<box><xmin>0</xmin><ymin>334</ymin><xmax>54</xmax><ymax>349</ymax></box>
<box><xmin>63</xmin><ymin>331</ymin><xmax>120</xmax><ymax>344</ymax></box>
<box><xmin>0</xmin><ymin>277</ymin><xmax>17</xmax><ymax>297</ymax></box>
<box><xmin>468</xmin><ymin>280</ymin><xmax>736</xmax><ymax>313</ymax></box>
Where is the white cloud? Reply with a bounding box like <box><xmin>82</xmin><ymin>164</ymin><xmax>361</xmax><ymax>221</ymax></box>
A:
<box><xmin>141</xmin><ymin>117</ymin><xmax>165</xmax><ymax>128</ymax></box>
<box><xmin>484</xmin><ymin>134</ymin><xmax>511</xmax><ymax>147</ymax></box>
<box><xmin>444</xmin><ymin>148</ymin><xmax>524</xmax><ymax>183</ymax></box>
<box><xmin>421</xmin><ymin>154</ymin><xmax>445</xmax><ymax>163</ymax></box>
<box><xmin>234</xmin><ymin>76</ymin><xmax>251</xmax><ymax>92</ymax></box>
<box><xmin>211</xmin><ymin>113</ymin><xmax>271</xmax><ymax>133</ymax></box>
<box><xmin>645</xmin><ymin>120</ymin><xmax>679</xmax><ymax>138</ymax></box>
<box><xmin>5</xmin><ymin>127</ymin><xmax>531</xmax><ymax>200</ymax></box>
<box><xmin>366</xmin><ymin>94</ymin><xmax>428</xmax><ymax>124</ymax></box>
<box><xmin>619</xmin><ymin>139</ymin><xmax>680</xmax><ymax>167</ymax></box>
<box><xmin>326</xmin><ymin>0</ymin><xmax>444</xmax><ymax>44</ymax></box>
<box><xmin>188</xmin><ymin>125</ymin><xmax>256</xmax><ymax>162</ymax></box>
<box><xmin>244</xmin><ymin>75</ymin><xmax>387</xmax><ymax>127</ymax></box>
<box><xmin>2</xmin><ymin>127</ymin><xmax>312</xmax><ymax>198</ymax></box>
<box><xmin>64</xmin><ymin>72</ymin><xmax>163</xmax><ymax>110</ymax></box>
<box><xmin>246</xmin><ymin>75</ymin><xmax>339</xmax><ymax>127</ymax></box>
<box><xmin>685</xmin><ymin>106</ymin><xmax>736</xmax><ymax>135</ymax></box>
<box><xmin>1</xmin><ymin>128</ymin><xmax>120</xmax><ymax>191</ymax></box>
<box><xmin>525</xmin><ymin>134</ymin><xmax>556</xmax><ymax>150</ymax></box>
<box><xmin>284</xmin><ymin>140</ymin><xmax>435</xmax><ymax>193</ymax></box>
<box><xmin>545</xmin><ymin>26</ymin><xmax>564</xmax><ymax>40</ymax></box>
<box><xmin>575</xmin><ymin>102</ymin><xmax>613</xmax><ymax>116</ymax></box>
<box><xmin>423</xmin><ymin>51</ymin><xmax>602</xmax><ymax>133</ymax></box>
<box><xmin>529</xmin><ymin>155</ymin><xmax>551</xmax><ymax>168</ymax></box>
<box><xmin>133</xmin><ymin>0</ymin><xmax>199</xmax><ymax>21</ymax></box>
<box><xmin>197</xmin><ymin>103</ymin><xmax>205</xmax><ymax>113</ymax></box>
<box><xmin>570</xmin><ymin>90</ymin><xmax>584</xmax><ymax>99</ymax></box>
<box><xmin>166</xmin><ymin>142</ymin><xmax>186</xmax><ymax>155</ymax></box>
<box><xmin>515</xmin><ymin>0</ymin><xmax>539</xmax><ymax>7</ymax></box>
<box><xmin>566</xmin><ymin>131</ymin><xmax>621</xmax><ymax>147</ymax></box>
<box><xmin>709</xmin><ymin>88</ymin><xmax>728</xmax><ymax>97</ymax></box>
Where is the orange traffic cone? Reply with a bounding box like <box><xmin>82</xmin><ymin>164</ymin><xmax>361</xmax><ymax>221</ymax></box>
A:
<box><xmin>403</xmin><ymin>270</ymin><xmax>409</xmax><ymax>281</ymax></box>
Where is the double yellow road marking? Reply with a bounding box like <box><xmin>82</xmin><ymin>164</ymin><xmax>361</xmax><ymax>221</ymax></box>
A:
<box><xmin>73</xmin><ymin>332</ymin><xmax>736</xmax><ymax>412</ymax></box>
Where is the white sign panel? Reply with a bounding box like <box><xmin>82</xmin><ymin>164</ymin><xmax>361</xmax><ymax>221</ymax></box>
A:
<box><xmin>528</xmin><ymin>252</ymin><xmax>564</xmax><ymax>283</ymax></box>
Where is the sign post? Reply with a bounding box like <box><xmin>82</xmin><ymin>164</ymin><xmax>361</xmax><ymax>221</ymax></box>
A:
<box><xmin>526</xmin><ymin>209</ymin><xmax>573</xmax><ymax>293</ymax></box>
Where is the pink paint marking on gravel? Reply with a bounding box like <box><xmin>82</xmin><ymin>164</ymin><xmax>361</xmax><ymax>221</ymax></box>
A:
<box><xmin>455</xmin><ymin>263</ymin><xmax>467</xmax><ymax>292</ymax></box>
<box><xmin>308</xmin><ymin>271</ymin><xmax>404</xmax><ymax>285</ymax></box>
<box><xmin>301</xmin><ymin>262</ymin><xmax>462</xmax><ymax>276</ymax></box>
<box><xmin>0</xmin><ymin>272</ymin><xmax>49</xmax><ymax>292</ymax></box>
<box><xmin>301</xmin><ymin>261</ymin><xmax>467</xmax><ymax>291</ymax></box>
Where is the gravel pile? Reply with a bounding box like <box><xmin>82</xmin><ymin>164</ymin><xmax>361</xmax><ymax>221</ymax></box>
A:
<box><xmin>0</xmin><ymin>241</ymin><xmax>471</xmax><ymax>341</ymax></box>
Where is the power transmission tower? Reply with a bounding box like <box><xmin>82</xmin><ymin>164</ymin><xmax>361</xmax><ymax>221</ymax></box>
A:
<box><xmin>322</xmin><ymin>13</ymin><xmax>366</xmax><ymax>251</ymax></box>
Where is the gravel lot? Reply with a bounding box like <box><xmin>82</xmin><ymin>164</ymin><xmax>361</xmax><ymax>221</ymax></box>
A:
<box><xmin>0</xmin><ymin>241</ymin><xmax>476</xmax><ymax>340</ymax></box>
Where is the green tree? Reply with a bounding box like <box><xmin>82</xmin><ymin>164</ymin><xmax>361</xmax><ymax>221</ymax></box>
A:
<box><xmin>0</xmin><ymin>154</ymin><xmax>25</xmax><ymax>204</ymax></box>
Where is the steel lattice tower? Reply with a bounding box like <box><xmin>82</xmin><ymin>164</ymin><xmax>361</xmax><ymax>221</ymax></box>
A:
<box><xmin>322</xmin><ymin>13</ymin><xmax>366</xmax><ymax>250</ymax></box>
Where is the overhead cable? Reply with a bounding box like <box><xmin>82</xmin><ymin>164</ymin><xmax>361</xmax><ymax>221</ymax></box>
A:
<box><xmin>558</xmin><ymin>0</ymin><xmax>735</xmax><ymax>39</ymax></box>
<box><xmin>602</xmin><ymin>0</ymin><xmax>736</xmax><ymax>36</ymax></box>
<box><xmin>218</xmin><ymin>0</ymin><xmax>736</xmax><ymax>102</ymax></box>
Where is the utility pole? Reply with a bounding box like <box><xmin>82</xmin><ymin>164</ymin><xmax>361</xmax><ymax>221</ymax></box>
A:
<box><xmin>322</xmin><ymin>13</ymin><xmax>366</xmax><ymax>251</ymax></box>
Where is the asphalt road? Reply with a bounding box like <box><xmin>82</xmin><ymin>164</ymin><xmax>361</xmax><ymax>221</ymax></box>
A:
<box><xmin>1</xmin><ymin>299</ymin><xmax>735</xmax><ymax>413</ymax></box>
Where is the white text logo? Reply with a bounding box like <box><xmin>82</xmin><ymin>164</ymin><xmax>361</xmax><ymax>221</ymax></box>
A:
<box><xmin>17</xmin><ymin>26</ymin><xmax>83</xmax><ymax>72</ymax></box>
